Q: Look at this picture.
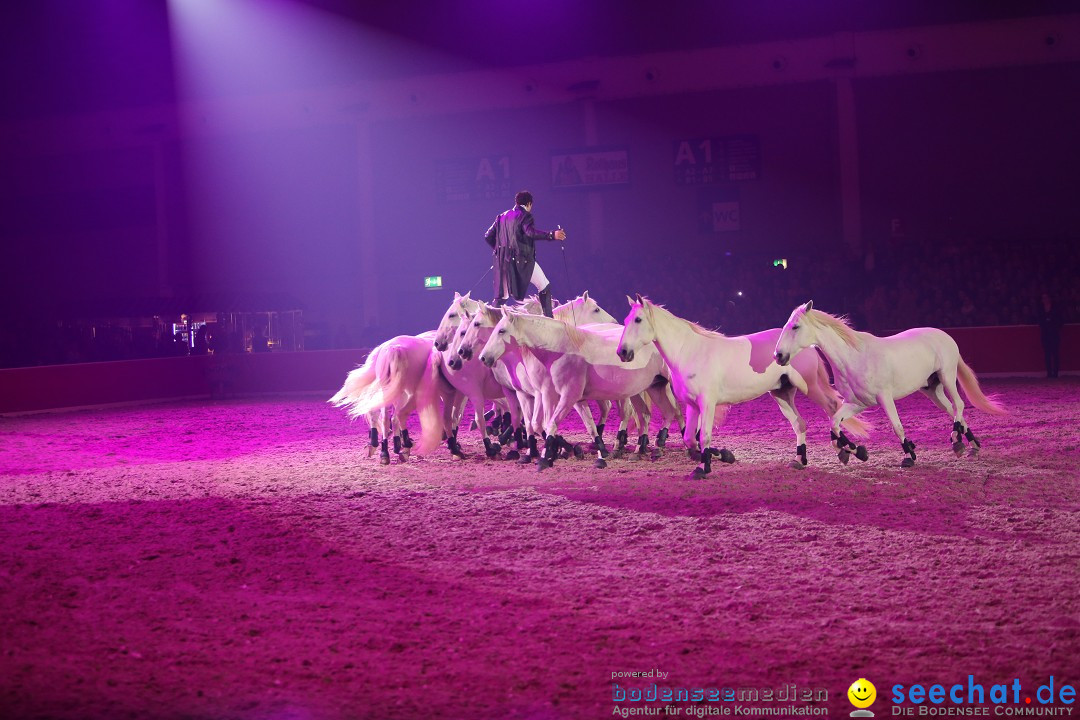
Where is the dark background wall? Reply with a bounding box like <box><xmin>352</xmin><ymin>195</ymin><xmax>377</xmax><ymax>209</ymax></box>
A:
<box><xmin>856</xmin><ymin>62</ymin><xmax>1080</xmax><ymax>250</ymax></box>
<box><xmin>1</xmin><ymin>2</ymin><xmax>1078</xmax><ymax>365</ymax></box>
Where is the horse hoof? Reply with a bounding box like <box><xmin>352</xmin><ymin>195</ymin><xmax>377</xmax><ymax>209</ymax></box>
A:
<box><xmin>572</xmin><ymin>444</ymin><xmax>585</xmax><ymax>460</ymax></box>
<box><xmin>855</xmin><ymin>446</ymin><xmax>869</xmax><ymax>462</ymax></box>
<box><xmin>719</xmin><ymin>449</ymin><xmax>736</xmax><ymax>464</ymax></box>
<box><xmin>838</xmin><ymin>449</ymin><xmax>851</xmax><ymax>465</ymax></box>
<box><xmin>967</xmin><ymin>446</ymin><xmax>980</xmax><ymax>458</ymax></box>
<box><xmin>650</xmin><ymin>450</ymin><xmax>663</xmax><ymax>462</ymax></box>
<box><xmin>505</xmin><ymin>450</ymin><xmax>520</xmax><ymax>461</ymax></box>
<box><xmin>901</xmin><ymin>457</ymin><xmax>916</xmax><ymax>468</ymax></box>
<box><xmin>952</xmin><ymin>441</ymin><xmax>965</xmax><ymax>457</ymax></box>
<box><xmin>536</xmin><ymin>459</ymin><xmax>553</xmax><ymax>472</ymax></box>
<box><xmin>688</xmin><ymin>449</ymin><xmax>702</xmax><ymax>462</ymax></box>
<box><xmin>612</xmin><ymin>449</ymin><xmax>625</xmax><ymax>460</ymax></box>
<box><xmin>691</xmin><ymin>466</ymin><xmax>708</xmax><ymax>479</ymax></box>
<box><xmin>379</xmin><ymin>455</ymin><xmax>391</xmax><ymax>466</ymax></box>
<box><xmin>594</xmin><ymin>459</ymin><xmax>607</xmax><ymax>469</ymax></box>
<box><xmin>517</xmin><ymin>454</ymin><xmax>533</xmax><ymax>465</ymax></box>
<box><xmin>367</xmin><ymin>446</ymin><xmax>376</xmax><ymax>458</ymax></box>
<box><xmin>788</xmin><ymin>460</ymin><xmax>806</xmax><ymax>470</ymax></box>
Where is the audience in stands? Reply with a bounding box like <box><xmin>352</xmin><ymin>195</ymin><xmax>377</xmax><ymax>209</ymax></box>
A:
<box><xmin>1</xmin><ymin>236</ymin><xmax>1076</xmax><ymax>367</ymax></box>
<box><xmin>579</xmin><ymin>235</ymin><xmax>1079</xmax><ymax>336</ymax></box>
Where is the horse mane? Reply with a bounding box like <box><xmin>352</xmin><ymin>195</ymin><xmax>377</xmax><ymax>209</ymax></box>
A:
<box><xmin>805</xmin><ymin>308</ymin><xmax>862</xmax><ymax>349</ymax></box>
<box><xmin>512</xmin><ymin>312</ymin><xmax>587</xmax><ymax>351</ymax></box>
<box><xmin>643</xmin><ymin>299</ymin><xmax>726</xmax><ymax>338</ymax></box>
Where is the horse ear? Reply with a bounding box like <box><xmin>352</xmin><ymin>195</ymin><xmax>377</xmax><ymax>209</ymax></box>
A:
<box><xmin>582</xmin><ymin>290</ymin><xmax>589</xmax><ymax>301</ymax></box>
<box><xmin>805</xmin><ymin>300</ymin><xmax>813</xmax><ymax>311</ymax></box>
<box><xmin>635</xmin><ymin>292</ymin><xmax>645</xmax><ymax>305</ymax></box>
<box><xmin>463</xmin><ymin>291</ymin><xmax>471</xmax><ymax>300</ymax></box>
<box><xmin>626</xmin><ymin>295</ymin><xmax>635</xmax><ymax>307</ymax></box>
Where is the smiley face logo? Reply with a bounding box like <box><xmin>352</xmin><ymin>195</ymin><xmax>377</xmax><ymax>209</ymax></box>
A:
<box><xmin>848</xmin><ymin>678</ymin><xmax>876</xmax><ymax>709</ymax></box>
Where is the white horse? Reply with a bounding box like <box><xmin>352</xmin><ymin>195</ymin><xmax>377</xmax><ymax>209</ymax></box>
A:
<box><xmin>437</xmin><ymin>313</ymin><xmax>523</xmax><ymax>459</ymax></box>
<box><xmin>617</xmin><ymin>295</ymin><xmax>851</xmax><ymax>477</ymax></box>
<box><xmin>330</xmin><ymin>330</ymin><xmax>455</xmax><ymax>463</ymax></box>
<box><xmin>433</xmin><ymin>291</ymin><xmax>481</xmax><ymax>352</ymax></box>
<box><xmin>457</xmin><ymin>298</ymin><xmax>658</xmax><ymax>463</ymax></box>
<box><xmin>773</xmin><ymin>301</ymin><xmax>1005</xmax><ymax>467</ymax></box>
<box><xmin>479</xmin><ymin>308</ymin><xmax>683</xmax><ymax>469</ymax></box>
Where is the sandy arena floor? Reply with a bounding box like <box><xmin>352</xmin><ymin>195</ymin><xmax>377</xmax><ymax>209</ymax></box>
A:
<box><xmin>1</xmin><ymin>378</ymin><xmax>1078</xmax><ymax>720</ymax></box>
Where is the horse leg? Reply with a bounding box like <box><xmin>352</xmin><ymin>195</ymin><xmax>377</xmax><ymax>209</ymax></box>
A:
<box><xmin>378</xmin><ymin>407</ymin><xmax>393</xmax><ymax>464</ymax></box>
<box><xmin>939</xmin><ymin>368</ymin><xmax>980</xmax><ymax>457</ymax></box>
<box><xmin>645</xmin><ymin>384</ymin><xmax>679</xmax><ymax>458</ymax></box>
<box><xmin>591</xmin><ymin>399</ymin><xmax>623</xmax><ymax>463</ymax></box>
<box><xmin>538</xmin><ymin>399</ymin><xmax>578</xmax><ymax>470</ymax></box>
<box><xmin>830</xmin><ymin>402</ymin><xmax>867</xmax><ymax>464</ymax></box>
<box><xmin>878</xmin><ymin>394</ymin><xmax>915</xmax><ymax>467</ymax></box>
<box><xmin>596</xmin><ymin>399</ymin><xmax>612</xmax><ymax>444</ymax></box>
<box><xmin>683</xmin><ymin>404</ymin><xmax>701</xmax><ymax>460</ymax></box>
<box><xmin>629</xmin><ymin>394</ymin><xmax>651</xmax><ymax>458</ymax></box>
<box><xmin>538</xmin><ymin>373</ymin><xmax>585</xmax><ymax>470</ymax></box>
<box><xmin>366</xmin><ymin>411</ymin><xmax>380</xmax><ymax>458</ymax></box>
<box><xmin>691</xmin><ymin>400</ymin><xmax>721</xmax><ymax>479</ymax></box>
<box><xmin>770</xmin><ymin>383</ymin><xmax>809</xmax><ymax>469</ymax></box>
<box><xmin>469</xmin><ymin>396</ymin><xmax>501</xmax><ymax>459</ymax></box>
<box><xmin>564</xmin><ymin>401</ymin><xmax>595</xmax><ymax>462</ymax></box>
<box><xmin>919</xmin><ymin>380</ymin><xmax>962</xmax><ymax>455</ymax></box>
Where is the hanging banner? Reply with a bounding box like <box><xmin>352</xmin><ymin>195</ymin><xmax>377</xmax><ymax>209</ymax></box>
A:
<box><xmin>436</xmin><ymin>155</ymin><xmax>511</xmax><ymax>202</ymax></box>
<box><xmin>551</xmin><ymin>148</ymin><xmax>630</xmax><ymax>189</ymax></box>
<box><xmin>674</xmin><ymin>135</ymin><xmax>761</xmax><ymax>185</ymax></box>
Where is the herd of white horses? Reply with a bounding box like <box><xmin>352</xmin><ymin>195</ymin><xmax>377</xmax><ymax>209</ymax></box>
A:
<box><xmin>331</xmin><ymin>291</ymin><xmax>1005</xmax><ymax>477</ymax></box>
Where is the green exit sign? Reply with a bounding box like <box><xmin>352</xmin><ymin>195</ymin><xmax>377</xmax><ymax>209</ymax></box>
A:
<box><xmin>424</xmin><ymin>275</ymin><xmax>443</xmax><ymax>290</ymax></box>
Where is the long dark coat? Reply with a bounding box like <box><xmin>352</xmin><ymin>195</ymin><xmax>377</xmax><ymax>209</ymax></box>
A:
<box><xmin>484</xmin><ymin>205</ymin><xmax>557</xmax><ymax>301</ymax></box>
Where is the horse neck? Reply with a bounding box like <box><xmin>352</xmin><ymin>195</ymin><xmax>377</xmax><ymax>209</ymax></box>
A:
<box><xmin>646</xmin><ymin>305</ymin><xmax>707</xmax><ymax>364</ymax></box>
<box><xmin>809</xmin><ymin>322</ymin><xmax>859</xmax><ymax>370</ymax></box>
<box><xmin>513</xmin><ymin>316</ymin><xmax>574</xmax><ymax>353</ymax></box>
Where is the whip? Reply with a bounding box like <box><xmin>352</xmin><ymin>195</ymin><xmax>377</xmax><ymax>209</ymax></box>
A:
<box><xmin>468</xmin><ymin>264</ymin><xmax>493</xmax><ymax>296</ymax></box>
<box><xmin>558</xmin><ymin>225</ymin><xmax>578</xmax><ymax>328</ymax></box>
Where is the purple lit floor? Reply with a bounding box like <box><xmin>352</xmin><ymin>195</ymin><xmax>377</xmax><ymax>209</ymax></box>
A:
<box><xmin>1</xmin><ymin>378</ymin><xmax>1078</xmax><ymax>719</ymax></box>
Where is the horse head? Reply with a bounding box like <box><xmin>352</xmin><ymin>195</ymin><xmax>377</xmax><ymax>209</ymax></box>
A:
<box><xmin>433</xmin><ymin>291</ymin><xmax>475</xmax><ymax>352</ymax></box>
<box><xmin>479</xmin><ymin>307</ymin><xmax>517</xmax><ymax>368</ymax></box>
<box><xmin>617</xmin><ymin>293</ymin><xmax>655</xmax><ymax>363</ymax></box>
<box><xmin>457</xmin><ymin>301</ymin><xmax>499</xmax><ymax>362</ymax></box>
<box><xmin>560</xmin><ymin>290</ymin><xmax>617</xmax><ymax>324</ymax></box>
<box><xmin>774</xmin><ymin>300</ymin><xmax>814</xmax><ymax>366</ymax></box>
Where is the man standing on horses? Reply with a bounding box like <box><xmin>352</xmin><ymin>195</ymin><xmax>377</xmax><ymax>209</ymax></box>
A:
<box><xmin>484</xmin><ymin>190</ymin><xmax>567</xmax><ymax>318</ymax></box>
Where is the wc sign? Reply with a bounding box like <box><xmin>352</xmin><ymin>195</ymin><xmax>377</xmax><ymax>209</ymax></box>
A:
<box><xmin>712</xmin><ymin>201</ymin><xmax>740</xmax><ymax>232</ymax></box>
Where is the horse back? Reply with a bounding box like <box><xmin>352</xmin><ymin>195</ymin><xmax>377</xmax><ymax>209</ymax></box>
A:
<box><xmin>879</xmin><ymin>327</ymin><xmax>959</xmax><ymax>364</ymax></box>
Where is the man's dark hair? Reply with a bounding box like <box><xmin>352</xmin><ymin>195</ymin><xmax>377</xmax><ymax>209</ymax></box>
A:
<box><xmin>515</xmin><ymin>191</ymin><xmax>533</xmax><ymax>207</ymax></box>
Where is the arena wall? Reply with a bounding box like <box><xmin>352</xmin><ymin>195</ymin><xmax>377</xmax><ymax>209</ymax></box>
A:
<box><xmin>1</xmin><ymin>325</ymin><xmax>1075</xmax><ymax>414</ymax></box>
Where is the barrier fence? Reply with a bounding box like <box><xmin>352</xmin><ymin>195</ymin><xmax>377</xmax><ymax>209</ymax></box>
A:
<box><xmin>1</xmin><ymin>325</ymin><xmax>1075</xmax><ymax>414</ymax></box>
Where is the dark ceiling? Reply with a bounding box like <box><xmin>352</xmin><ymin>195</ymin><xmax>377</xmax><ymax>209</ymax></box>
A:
<box><xmin>0</xmin><ymin>0</ymin><xmax>1075</xmax><ymax>121</ymax></box>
